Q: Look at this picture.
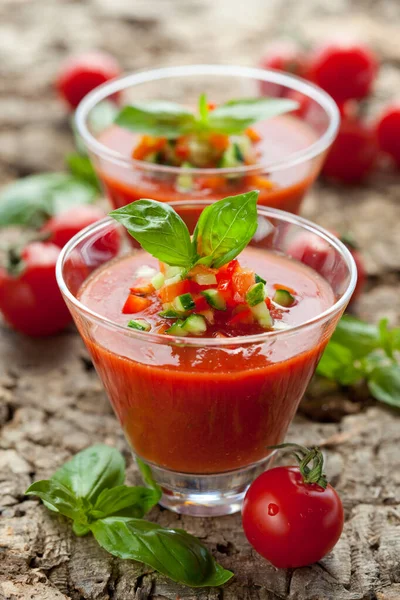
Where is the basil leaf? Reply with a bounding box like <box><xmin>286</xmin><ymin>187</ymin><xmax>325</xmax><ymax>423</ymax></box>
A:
<box><xmin>208</xmin><ymin>97</ymin><xmax>298</xmax><ymax>135</ymax></box>
<box><xmin>316</xmin><ymin>341</ymin><xmax>363</xmax><ymax>386</ymax></box>
<box><xmin>115</xmin><ymin>102</ymin><xmax>196</xmax><ymax>139</ymax></box>
<box><xmin>330</xmin><ymin>315</ymin><xmax>380</xmax><ymax>358</ymax></box>
<box><xmin>192</xmin><ymin>190</ymin><xmax>258</xmax><ymax>268</ymax></box>
<box><xmin>110</xmin><ymin>199</ymin><xmax>194</xmax><ymax>268</ymax></box>
<box><xmin>25</xmin><ymin>479</ymin><xmax>82</xmax><ymax>521</ymax></box>
<box><xmin>52</xmin><ymin>444</ymin><xmax>125</xmax><ymax>504</ymax></box>
<box><xmin>368</xmin><ymin>364</ymin><xmax>400</xmax><ymax>408</ymax></box>
<box><xmin>91</xmin><ymin>485</ymin><xmax>159</xmax><ymax>519</ymax></box>
<box><xmin>0</xmin><ymin>173</ymin><xmax>98</xmax><ymax>228</ymax></box>
<box><xmin>136</xmin><ymin>457</ymin><xmax>162</xmax><ymax>502</ymax></box>
<box><xmin>66</xmin><ymin>153</ymin><xmax>101</xmax><ymax>192</ymax></box>
<box><xmin>91</xmin><ymin>517</ymin><xmax>233</xmax><ymax>587</ymax></box>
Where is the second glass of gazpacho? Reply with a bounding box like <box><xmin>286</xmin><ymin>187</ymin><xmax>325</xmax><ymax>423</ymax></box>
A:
<box><xmin>75</xmin><ymin>65</ymin><xmax>339</xmax><ymax>214</ymax></box>
<box><xmin>56</xmin><ymin>192</ymin><xmax>356</xmax><ymax>517</ymax></box>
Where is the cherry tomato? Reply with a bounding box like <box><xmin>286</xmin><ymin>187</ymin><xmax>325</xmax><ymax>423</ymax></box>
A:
<box><xmin>242</xmin><ymin>450</ymin><xmax>344</xmax><ymax>569</ymax></box>
<box><xmin>307</xmin><ymin>41</ymin><xmax>378</xmax><ymax>103</ymax></box>
<box><xmin>56</xmin><ymin>51</ymin><xmax>121</xmax><ymax>109</ymax></box>
<box><xmin>0</xmin><ymin>242</ymin><xmax>72</xmax><ymax>337</ymax></box>
<box><xmin>376</xmin><ymin>104</ymin><xmax>400</xmax><ymax>168</ymax></box>
<box><xmin>322</xmin><ymin>117</ymin><xmax>378</xmax><ymax>184</ymax></box>
<box><xmin>259</xmin><ymin>41</ymin><xmax>310</xmax><ymax>98</ymax></box>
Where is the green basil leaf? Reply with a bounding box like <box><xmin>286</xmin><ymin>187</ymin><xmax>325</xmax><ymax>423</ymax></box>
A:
<box><xmin>66</xmin><ymin>153</ymin><xmax>101</xmax><ymax>192</ymax></box>
<box><xmin>91</xmin><ymin>517</ymin><xmax>233</xmax><ymax>587</ymax></box>
<box><xmin>110</xmin><ymin>199</ymin><xmax>194</xmax><ymax>268</ymax></box>
<box><xmin>208</xmin><ymin>97</ymin><xmax>298</xmax><ymax>134</ymax></box>
<box><xmin>25</xmin><ymin>479</ymin><xmax>82</xmax><ymax>521</ymax></box>
<box><xmin>0</xmin><ymin>173</ymin><xmax>98</xmax><ymax>228</ymax></box>
<box><xmin>91</xmin><ymin>485</ymin><xmax>159</xmax><ymax>519</ymax></box>
<box><xmin>115</xmin><ymin>102</ymin><xmax>196</xmax><ymax>139</ymax></box>
<box><xmin>192</xmin><ymin>190</ymin><xmax>258</xmax><ymax>268</ymax></box>
<box><xmin>136</xmin><ymin>457</ymin><xmax>162</xmax><ymax>502</ymax></box>
<box><xmin>330</xmin><ymin>315</ymin><xmax>381</xmax><ymax>358</ymax></box>
<box><xmin>52</xmin><ymin>444</ymin><xmax>125</xmax><ymax>504</ymax></box>
<box><xmin>89</xmin><ymin>99</ymin><xmax>119</xmax><ymax>135</ymax></box>
<box><xmin>368</xmin><ymin>363</ymin><xmax>400</xmax><ymax>408</ymax></box>
<box><xmin>316</xmin><ymin>341</ymin><xmax>363</xmax><ymax>386</ymax></box>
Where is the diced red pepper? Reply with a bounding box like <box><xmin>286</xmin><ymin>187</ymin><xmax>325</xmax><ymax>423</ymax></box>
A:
<box><xmin>209</xmin><ymin>133</ymin><xmax>230</xmax><ymax>152</ymax></box>
<box><xmin>265</xmin><ymin>297</ymin><xmax>272</xmax><ymax>310</ymax></box>
<box><xmin>175</xmin><ymin>136</ymin><xmax>190</xmax><ymax>160</ymax></box>
<box><xmin>228</xmin><ymin>309</ymin><xmax>254</xmax><ymax>326</ymax></box>
<box><xmin>122</xmin><ymin>293</ymin><xmax>152</xmax><ymax>314</ymax></box>
<box><xmin>217</xmin><ymin>279</ymin><xmax>237</xmax><ymax>308</ymax></box>
<box><xmin>216</xmin><ymin>260</ymin><xmax>239</xmax><ymax>282</ymax></box>
<box><xmin>158</xmin><ymin>280</ymin><xmax>190</xmax><ymax>304</ymax></box>
<box><xmin>232</xmin><ymin>268</ymin><xmax>256</xmax><ymax>299</ymax></box>
<box><xmin>194</xmin><ymin>294</ymin><xmax>209</xmax><ymax>312</ymax></box>
<box><xmin>132</xmin><ymin>135</ymin><xmax>166</xmax><ymax>160</ymax></box>
<box><xmin>130</xmin><ymin>278</ymin><xmax>154</xmax><ymax>295</ymax></box>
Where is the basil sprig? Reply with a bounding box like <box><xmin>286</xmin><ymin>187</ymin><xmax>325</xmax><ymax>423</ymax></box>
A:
<box><xmin>110</xmin><ymin>190</ymin><xmax>259</xmax><ymax>271</ymax></box>
<box><xmin>26</xmin><ymin>445</ymin><xmax>232</xmax><ymax>588</ymax></box>
<box><xmin>115</xmin><ymin>94</ymin><xmax>298</xmax><ymax>139</ymax></box>
<box><xmin>317</xmin><ymin>315</ymin><xmax>400</xmax><ymax>407</ymax></box>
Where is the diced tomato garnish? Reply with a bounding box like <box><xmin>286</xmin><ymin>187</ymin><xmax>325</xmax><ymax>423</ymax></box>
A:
<box><xmin>175</xmin><ymin>136</ymin><xmax>190</xmax><ymax>160</ymax></box>
<box><xmin>132</xmin><ymin>135</ymin><xmax>166</xmax><ymax>160</ymax></box>
<box><xmin>209</xmin><ymin>133</ymin><xmax>230</xmax><ymax>152</ymax></box>
<box><xmin>228</xmin><ymin>309</ymin><xmax>254</xmax><ymax>326</ymax></box>
<box><xmin>232</xmin><ymin>268</ymin><xmax>256</xmax><ymax>299</ymax></box>
<box><xmin>158</xmin><ymin>280</ymin><xmax>190</xmax><ymax>304</ymax></box>
<box><xmin>245</xmin><ymin>127</ymin><xmax>261</xmax><ymax>143</ymax></box>
<box><xmin>248</xmin><ymin>175</ymin><xmax>274</xmax><ymax>190</ymax></box>
<box><xmin>265</xmin><ymin>297</ymin><xmax>272</xmax><ymax>310</ymax></box>
<box><xmin>130</xmin><ymin>278</ymin><xmax>154</xmax><ymax>295</ymax></box>
<box><xmin>194</xmin><ymin>294</ymin><xmax>209</xmax><ymax>312</ymax></box>
<box><xmin>157</xmin><ymin>324</ymin><xmax>169</xmax><ymax>334</ymax></box>
<box><xmin>122</xmin><ymin>293</ymin><xmax>152</xmax><ymax>314</ymax></box>
<box><xmin>273</xmin><ymin>283</ymin><xmax>297</xmax><ymax>295</ymax></box>
<box><xmin>189</xmin><ymin>264</ymin><xmax>218</xmax><ymax>276</ymax></box>
<box><xmin>198</xmin><ymin>175</ymin><xmax>225</xmax><ymax>191</ymax></box>
<box><xmin>216</xmin><ymin>260</ymin><xmax>239</xmax><ymax>282</ymax></box>
<box><xmin>217</xmin><ymin>279</ymin><xmax>237</xmax><ymax>308</ymax></box>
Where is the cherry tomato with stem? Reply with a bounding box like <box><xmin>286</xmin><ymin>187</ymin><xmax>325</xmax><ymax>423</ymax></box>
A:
<box><xmin>242</xmin><ymin>444</ymin><xmax>344</xmax><ymax>569</ymax></box>
<box><xmin>56</xmin><ymin>51</ymin><xmax>121</xmax><ymax>110</ymax></box>
<box><xmin>307</xmin><ymin>41</ymin><xmax>378</xmax><ymax>103</ymax></box>
<box><xmin>0</xmin><ymin>242</ymin><xmax>72</xmax><ymax>337</ymax></box>
<box><xmin>376</xmin><ymin>104</ymin><xmax>400</xmax><ymax>168</ymax></box>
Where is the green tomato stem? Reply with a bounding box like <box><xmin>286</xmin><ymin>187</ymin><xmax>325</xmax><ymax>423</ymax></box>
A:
<box><xmin>268</xmin><ymin>443</ymin><xmax>328</xmax><ymax>489</ymax></box>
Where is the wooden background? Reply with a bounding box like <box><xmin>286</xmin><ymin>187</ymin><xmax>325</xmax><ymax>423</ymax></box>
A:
<box><xmin>1</xmin><ymin>1</ymin><xmax>400</xmax><ymax>598</ymax></box>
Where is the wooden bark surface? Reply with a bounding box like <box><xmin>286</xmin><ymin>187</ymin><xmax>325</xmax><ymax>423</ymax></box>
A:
<box><xmin>1</xmin><ymin>1</ymin><xmax>400</xmax><ymax>599</ymax></box>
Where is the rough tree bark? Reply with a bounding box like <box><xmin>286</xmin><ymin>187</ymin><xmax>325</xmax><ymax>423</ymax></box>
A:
<box><xmin>1</xmin><ymin>1</ymin><xmax>400</xmax><ymax>599</ymax></box>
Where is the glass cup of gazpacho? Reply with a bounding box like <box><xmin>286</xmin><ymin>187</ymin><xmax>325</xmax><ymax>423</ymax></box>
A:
<box><xmin>75</xmin><ymin>65</ymin><xmax>339</xmax><ymax>214</ymax></box>
<box><xmin>56</xmin><ymin>193</ymin><xmax>356</xmax><ymax>517</ymax></box>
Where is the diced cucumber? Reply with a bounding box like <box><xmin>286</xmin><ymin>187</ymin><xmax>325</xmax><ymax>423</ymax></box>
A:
<box><xmin>232</xmin><ymin>134</ymin><xmax>251</xmax><ymax>157</ymax></box>
<box><xmin>219</xmin><ymin>143</ymin><xmax>242</xmax><ymax>169</ymax></box>
<box><xmin>164</xmin><ymin>265</ymin><xmax>184</xmax><ymax>278</ymax></box>
<box><xmin>201</xmin><ymin>289</ymin><xmax>227</xmax><ymax>310</ymax></box>
<box><xmin>273</xmin><ymin>289</ymin><xmax>295</xmax><ymax>307</ymax></box>
<box><xmin>250</xmin><ymin>302</ymin><xmax>274</xmax><ymax>329</ymax></box>
<box><xmin>173</xmin><ymin>293</ymin><xmax>196</xmax><ymax>313</ymax></box>
<box><xmin>246</xmin><ymin>282</ymin><xmax>266</xmax><ymax>307</ymax></box>
<box><xmin>176</xmin><ymin>162</ymin><xmax>193</xmax><ymax>192</ymax></box>
<box><xmin>164</xmin><ymin>273</ymin><xmax>183</xmax><ymax>287</ymax></box>
<box><xmin>165</xmin><ymin>320</ymin><xmax>188</xmax><ymax>336</ymax></box>
<box><xmin>233</xmin><ymin>142</ymin><xmax>245</xmax><ymax>162</ymax></box>
<box><xmin>255</xmin><ymin>273</ymin><xmax>266</xmax><ymax>285</ymax></box>
<box><xmin>151</xmin><ymin>272</ymin><xmax>165</xmax><ymax>290</ymax></box>
<box><xmin>127</xmin><ymin>319</ymin><xmax>151</xmax><ymax>332</ymax></box>
<box><xmin>193</xmin><ymin>273</ymin><xmax>218</xmax><ymax>286</ymax></box>
<box><xmin>159</xmin><ymin>309</ymin><xmax>180</xmax><ymax>318</ymax></box>
<box><xmin>182</xmin><ymin>314</ymin><xmax>207</xmax><ymax>335</ymax></box>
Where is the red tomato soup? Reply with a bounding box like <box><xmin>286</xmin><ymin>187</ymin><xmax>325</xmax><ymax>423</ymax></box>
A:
<box><xmin>96</xmin><ymin>115</ymin><xmax>319</xmax><ymax>215</ymax></box>
<box><xmin>78</xmin><ymin>247</ymin><xmax>335</xmax><ymax>474</ymax></box>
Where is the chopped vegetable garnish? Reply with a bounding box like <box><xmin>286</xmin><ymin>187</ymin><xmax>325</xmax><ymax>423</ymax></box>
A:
<box><xmin>273</xmin><ymin>288</ymin><xmax>295</xmax><ymax>307</ymax></box>
<box><xmin>128</xmin><ymin>319</ymin><xmax>151</xmax><ymax>331</ymax></box>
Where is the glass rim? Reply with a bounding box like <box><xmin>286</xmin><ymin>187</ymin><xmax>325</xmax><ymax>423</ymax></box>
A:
<box><xmin>75</xmin><ymin>64</ymin><xmax>340</xmax><ymax>176</ymax></box>
<box><xmin>56</xmin><ymin>201</ymin><xmax>357</xmax><ymax>348</ymax></box>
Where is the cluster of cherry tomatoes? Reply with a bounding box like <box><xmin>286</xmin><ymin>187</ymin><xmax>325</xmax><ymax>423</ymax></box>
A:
<box><xmin>260</xmin><ymin>39</ymin><xmax>400</xmax><ymax>183</ymax></box>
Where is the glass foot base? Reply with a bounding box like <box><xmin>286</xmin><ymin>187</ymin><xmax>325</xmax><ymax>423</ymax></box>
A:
<box><xmin>135</xmin><ymin>454</ymin><xmax>276</xmax><ymax>517</ymax></box>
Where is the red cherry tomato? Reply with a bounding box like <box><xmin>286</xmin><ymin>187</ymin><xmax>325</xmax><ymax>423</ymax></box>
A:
<box><xmin>322</xmin><ymin>117</ymin><xmax>378</xmax><ymax>184</ymax></box>
<box><xmin>376</xmin><ymin>104</ymin><xmax>400</xmax><ymax>168</ymax></box>
<box><xmin>259</xmin><ymin>41</ymin><xmax>310</xmax><ymax>97</ymax></box>
<box><xmin>242</xmin><ymin>465</ymin><xmax>344</xmax><ymax>569</ymax></box>
<box><xmin>56</xmin><ymin>51</ymin><xmax>121</xmax><ymax>109</ymax></box>
<box><xmin>0</xmin><ymin>242</ymin><xmax>72</xmax><ymax>337</ymax></box>
<box><xmin>307</xmin><ymin>41</ymin><xmax>378</xmax><ymax>103</ymax></box>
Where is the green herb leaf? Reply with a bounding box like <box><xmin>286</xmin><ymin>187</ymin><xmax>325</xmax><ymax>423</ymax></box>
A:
<box><xmin>91</xmin><ymin>517</ymin><xmax>233</xmax><ymax>587</ymax></box>
<box><xmin>52</xmin><ymin>444</ymin><xmax>125</xmax><ymax>505</ymax></box>
<box><xmin>25</xmin><ymin>479</ymin><xmax>83</xmax><ymax>521</ymax></box>
<box><xmin>136</xmin><ymin>457</ymin><xmax>162</xmax><ymax>502</ymax></box>
<box><xmin>90</xmin><ymin>485</ymin><xmax>160</xmax><ymax>519</ymax></box>
<box><xmin>207</xmin><ymin>97</ymin><xmax>299</xmax><ymax>135</ymax></box>
<box><xmin>192</xmin><ymin>190</ymin><xmax>259</xmax><ymax>268</ymax></box>
<box><xmin>316</xmin><ymin>341</ymin><xmax>363</xmax><ymax>386</ymax></box>
<box><xmin>329</xmin><ymin>315</ymin><xmax>380</xmax><ymax>358</ymax></box>
<box><xmin>110</xmin><ymin>199</ymin><xmax>194</xmax><ymax>268</ymax></box>
<box><xmin>115</xmin><ymin>101</ymin><xmax>196</xmax><ymax>139</ymax></box>
<box><xmin>0</xmin><ymin>173</ymin><xmax>98</xmax><ymax>228</ymax></box>
<box><xmin>66</xmin><ymin>153</ymin><xmax>101</xmax><ymax>191</ymax></box>
<box><xmin>198</xmin><ymin>93</ymin><xmax>209</xmax><ymax>125</ymax></box>
<box><xmin>368</xmin><ymin>363</ymin><xmax>400</xmax><ymax>408</ymax></box>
